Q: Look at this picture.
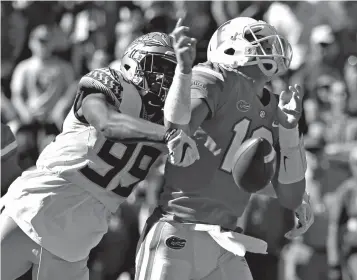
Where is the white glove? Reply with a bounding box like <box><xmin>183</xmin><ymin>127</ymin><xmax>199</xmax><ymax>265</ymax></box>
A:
<box><xmin>285</xmin><ymin>192</ymin><xmax>315</xmax><ymax>240</ymax></box>
<box><xmin>166</xmin><ymin>129</ymin><xmax>200</xmax><ymax>167</ymax></box>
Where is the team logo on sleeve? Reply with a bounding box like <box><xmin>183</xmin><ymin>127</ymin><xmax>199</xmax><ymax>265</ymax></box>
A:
<box><xmin>165</xmin><ymin>236</ymin><xmax>186</xmax><ymax>249</ymax></box>
<box><xmin>236</xmin><ymin>100</ymin><xmax>251</xmax><ymax>112</ymax></box>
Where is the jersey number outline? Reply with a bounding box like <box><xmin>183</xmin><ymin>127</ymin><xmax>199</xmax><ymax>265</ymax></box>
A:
<box><xmin>79</xmin><ymin>140</ymin><xmax>162</xmax><ymax>197</ymax></box>
<box><xmin>220</xmin><ymin>118</ymin><xmax>273</xmax><ymax>173</ymax></box>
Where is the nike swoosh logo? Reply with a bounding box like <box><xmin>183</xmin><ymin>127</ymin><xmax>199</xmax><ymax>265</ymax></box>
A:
<box><xmin>283</xmin><ymin>156</ymin><xmax>288</xmax><ymax>171</ymax></box>
<box><xmin>180</xmin><ymin>143</ymin><xmax>192</xmax><ymax>163</ymax></box>
<box><xmin>147</xmin><ymin>101</ymin><xmax>161</xmax><ymax>107</ymax></box>
<box><xmin>272</xmin><ymin>121</ymin><xmax>279</xmax><ymax>127</ymax></box>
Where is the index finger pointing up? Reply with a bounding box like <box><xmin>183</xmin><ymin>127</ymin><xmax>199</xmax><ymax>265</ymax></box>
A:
<box><xmin>175</xmin><ymin>18</ymin><xmax>183</xmax><ymax>28</ymax></box>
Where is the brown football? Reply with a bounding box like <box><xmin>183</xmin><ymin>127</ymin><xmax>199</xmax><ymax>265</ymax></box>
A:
<box><xmin>232</xmin><ymin>137</ymin><xmax>277</xmax><ymax>193</ymax></box>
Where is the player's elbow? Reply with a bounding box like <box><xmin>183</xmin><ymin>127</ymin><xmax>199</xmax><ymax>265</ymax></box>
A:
<box><xmin>98</xmin><ymin>122</ymin><xmax>113</xmax><ymax>139</ymax></box>
<box><xmin>98</xmin><ymin>115</ymin><xmax>132</xmax><ymax>142</ymax></box>
<box><xmin>98</xmin><ymin>121</ymin><xmax>123</xmax><ymax>141</ymax></box>
<box><xmin>276</xmin><ymin>178</ymin><xmax>306</xmax><ymax>210</ymax></box>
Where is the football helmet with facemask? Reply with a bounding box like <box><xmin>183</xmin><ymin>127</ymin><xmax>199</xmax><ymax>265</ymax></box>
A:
<box><xmin>121</xmin><ymin>32</ymin><xmax>177</xmax><ymax>111</ymax></box>
<box><xmin>207</xmin><ymin>17</ymin><xmax>293</xmax><ymax>77</ymax></box>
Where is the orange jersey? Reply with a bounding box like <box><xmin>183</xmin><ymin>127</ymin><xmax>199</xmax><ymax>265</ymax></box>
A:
<box><xmin>159</xmin><ymin>62</ymin><xmax>280</xmax><ymax>230</ymax></box>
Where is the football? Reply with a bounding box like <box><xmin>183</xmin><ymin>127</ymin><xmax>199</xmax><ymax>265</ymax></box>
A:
<box><xmin>232</xmin><ymin>137</ymin><xmax>277</xmax><ymax>193</ymax></box>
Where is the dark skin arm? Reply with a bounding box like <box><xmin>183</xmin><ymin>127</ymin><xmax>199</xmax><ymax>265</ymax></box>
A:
<box><xmin>82</xmin><ymin>93</ymin><xmax>168</xmax><ymax>144</ymax></box>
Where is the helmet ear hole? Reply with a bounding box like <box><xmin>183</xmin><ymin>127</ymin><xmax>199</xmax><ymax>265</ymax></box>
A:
<box><xmin>124</xmin><ymin>64</ymin><xmax>130</xmax><ymax>71</ymax></box>
<box><xmin>224</xmin><ymin>48</ymin><xmax>235</xmax><ymax>55</ymax></box>
<box><xmin>263</xmin><ymin>63</ymin><xmax>273</xmax><ymax>70</ymax></box>
<box><xmin>244</xmin><ymin>32</ymin><xmax>254</xmax><ymax>42</ymax></box>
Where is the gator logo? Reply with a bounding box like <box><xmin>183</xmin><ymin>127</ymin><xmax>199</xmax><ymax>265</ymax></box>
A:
<box><xmin>165</xmin><ymin>236</ymin><xmax>186</xmax><ymax>250</ymax></box>
<box><xmin>236</xmin><ymin>100</ymin><xmax>251</xmax><ymax>112</ymax></box>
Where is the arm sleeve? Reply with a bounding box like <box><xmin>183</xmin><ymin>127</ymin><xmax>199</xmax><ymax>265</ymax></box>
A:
<box><xmin>190</xmin><ymin>64</ymin><xmax>225</xmax><ymax>119</ymax></box>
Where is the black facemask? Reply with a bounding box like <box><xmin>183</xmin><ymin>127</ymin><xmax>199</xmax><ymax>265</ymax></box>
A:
<box><xmin>140</xmin><ymin>54</ymin><xmax>176</xmax><ymax>103</ymax></box>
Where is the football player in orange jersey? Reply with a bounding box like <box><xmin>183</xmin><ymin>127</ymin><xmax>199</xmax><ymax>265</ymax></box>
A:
<box><xmin>0</xmin><ymin>32</ymin><xmax>199</xmax><ymax>280</ymax></box>
<box><xmin>135</xmin><ymin>18</ymin><xmax>313</xmax><ymax>280</ymax></box>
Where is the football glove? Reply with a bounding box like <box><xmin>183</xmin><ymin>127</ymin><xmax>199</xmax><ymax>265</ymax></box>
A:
<box><xmin>165</xmin><ymin>128</ymin><xmax>200</xmax><ymax>167</ymax></box>
<box><xmin>285</xmin><ymin>192</ymin><xmax>315</xmax><ymax>239</ymax></box>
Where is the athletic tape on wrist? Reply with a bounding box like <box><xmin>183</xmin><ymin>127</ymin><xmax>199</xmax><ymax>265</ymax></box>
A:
<box><xmin>163</xmin><ymin>69</ymin><xmax>192</xmax><ymax>125</ymax></box>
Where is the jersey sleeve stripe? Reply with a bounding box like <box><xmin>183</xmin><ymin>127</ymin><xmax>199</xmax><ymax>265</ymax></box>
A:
<box><xmin>193</xmin><ymin>66</ymin><xmax>224</xmax><ymax>82</ymax></box>
<box><xmin>1</xmin><ymin>140</ymin><xmax>17</xmax><ymax>158</ymax></box>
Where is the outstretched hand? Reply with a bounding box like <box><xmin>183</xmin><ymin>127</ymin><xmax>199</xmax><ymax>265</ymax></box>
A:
<box><xmin>285</xmin><ymin>192</ymin><xmax>315</xmax><ymax>240</ymax></box>
<box><xmin>277</xmin><ymin>84</ymin><xmax>304</xmax><ymax>129</ymax></box>
<box><xmin>170</xmin><ymin>18</ymin><xmax>197</xmax><ymax>74</ymax></box>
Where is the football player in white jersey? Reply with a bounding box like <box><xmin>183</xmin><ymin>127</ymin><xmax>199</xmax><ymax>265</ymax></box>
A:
<box><xmin>0</xmin><ymin>31</ymin><xmax>199</xmax><ymax>280</ymax></box>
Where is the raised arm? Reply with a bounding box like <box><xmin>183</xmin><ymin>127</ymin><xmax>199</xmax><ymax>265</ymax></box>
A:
<box><xmin>272</xmin><ymin>85</ymin><xmax>314</xmax><ymax>239</ymax></box>
<box><xmin>164</xmin><ymin>18</ymin><xmax>210</xmax><ymax>136</ymax></box>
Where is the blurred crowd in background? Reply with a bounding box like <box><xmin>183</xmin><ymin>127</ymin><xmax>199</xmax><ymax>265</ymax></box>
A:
<box><xmin>1</xmin><ymin>1</ymin><xmax>357</xmax><ymax>280</ymax></box>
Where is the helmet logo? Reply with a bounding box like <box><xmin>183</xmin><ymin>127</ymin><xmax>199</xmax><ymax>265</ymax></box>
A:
<box><xmin>230</xmin><ymin>32</ymin><xmax>240</xmax><ymax>41</ymax></box>
<box><xmin>245</xmin><ymin>47</ymin><xmax>255</xmax><ymax>55</ymax></box>
<box><xmin>124</xmin><ymin>32</ymin><xmax>173</xmax><ymax>57</ymax></box>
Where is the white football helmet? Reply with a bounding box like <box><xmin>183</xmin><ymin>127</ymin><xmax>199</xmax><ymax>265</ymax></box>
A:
<box><xmin>207</xmin><ymin>17</ymin><xmax>293</xmax><ymax>77</ymax></box>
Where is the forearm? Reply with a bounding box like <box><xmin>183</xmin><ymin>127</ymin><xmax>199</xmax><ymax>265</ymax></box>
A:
<box><xmin>99</xmin><ymin>112</ymin><xmax>167</xmax><ymax>144</ymax></box>
<box><xmin>163</xmin><ymin>68</ymin><xmax>192</xmax><ymax>129</ymax></box>
<box><xmin>274</xmin><ymin>125</ymin><xmax>307</xmax><ymax>210</ymax></box>
<box><xmin>83</xmin><ymin>93</ymin><xmax>170</xmax><ymax>144</ymax></box>
<box><xmin>274</xmin><ymin>179</ymin><xmax>305</xmax><ymax>210</ymax></box>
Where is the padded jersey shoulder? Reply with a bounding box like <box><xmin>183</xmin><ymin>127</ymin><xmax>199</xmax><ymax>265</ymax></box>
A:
<box><xmin>193</xmin><ymin>61</ymin><xmax>226</xmax><ymax>82</ymax></box>
<box><xmin>190</xmin><ymin>61</ymin><xmax>230</xmax><ymax>118</ymax></box>
<box><xmin>191</xmin><ymin>61</ymin><xmax>228</xmax><ymax>93</ymax></box>
<box><xmin>74</xmin><ymin>68</ymin><xmax>126</xmax><ymax>122</ymax></box>
<box><xmin>77</xmin><ymin>67</ymin><xmax>124</xmax><ymax>108</ymax></box>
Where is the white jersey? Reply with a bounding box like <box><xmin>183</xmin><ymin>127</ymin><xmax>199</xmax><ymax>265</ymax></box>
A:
<box><xmin>37</xmin><ymin>68</ymin><xmax>167</xmax><ymax>212</ymax></box>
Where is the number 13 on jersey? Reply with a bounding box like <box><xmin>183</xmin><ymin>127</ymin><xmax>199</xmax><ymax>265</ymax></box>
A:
<box><xmin>220</xmin><ymin>118</ymin><xmax>273</xmax><ymax>172</ymax></box>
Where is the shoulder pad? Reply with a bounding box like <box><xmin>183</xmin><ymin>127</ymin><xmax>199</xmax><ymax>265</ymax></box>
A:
<box><xmin>78</xmin><ymin>68</ymin><xmax>124</xmax><ymax>108</ymax></box>
<box><xmin>193</xmin><ymin>61</ymin><xmax>225</xmax><ymax>82</ymax></box>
